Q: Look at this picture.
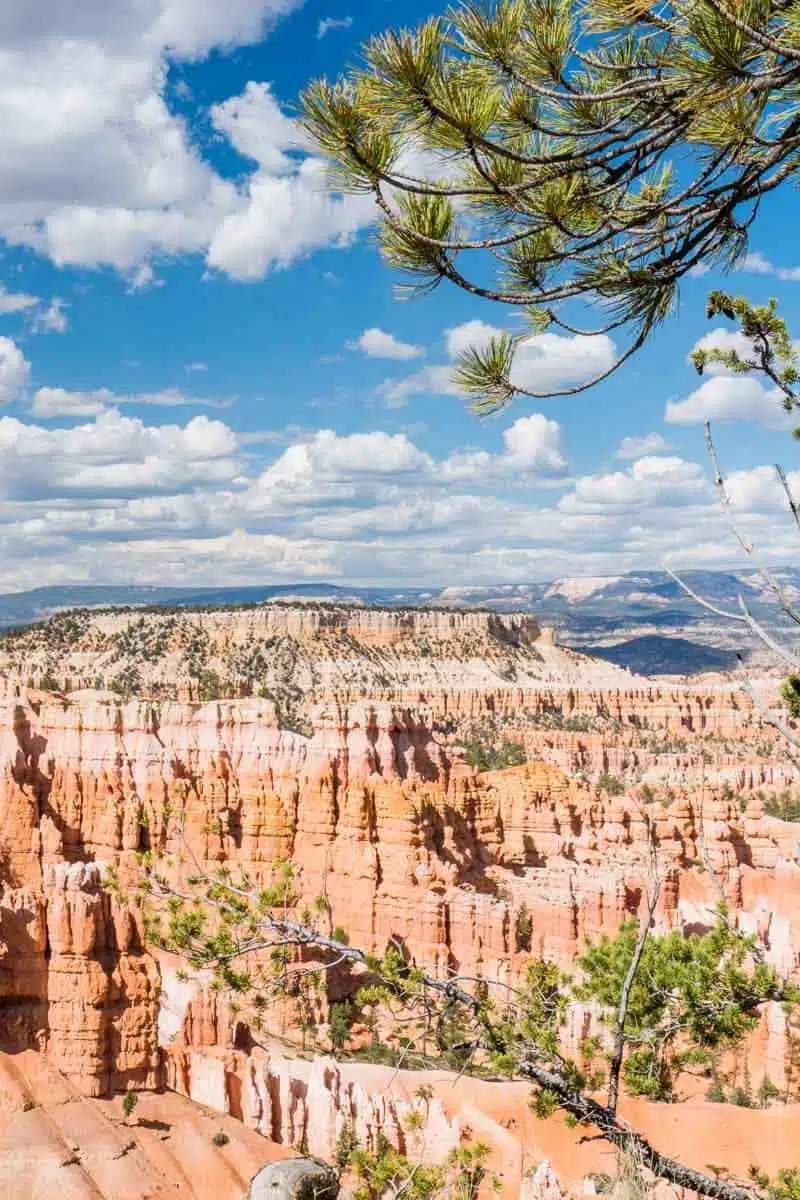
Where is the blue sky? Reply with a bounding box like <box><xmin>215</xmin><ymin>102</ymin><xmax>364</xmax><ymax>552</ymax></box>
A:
<box><xmin>1</xmin><ymin>0</ymin><xmax>799</xmax><ymax>591</ymax></box>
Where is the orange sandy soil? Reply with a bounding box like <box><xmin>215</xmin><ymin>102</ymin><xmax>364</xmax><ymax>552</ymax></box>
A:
<box><xmin>0</xmin><ymin>1049</ymin><xmax>290</xmax><ymax>1200</ymax></box>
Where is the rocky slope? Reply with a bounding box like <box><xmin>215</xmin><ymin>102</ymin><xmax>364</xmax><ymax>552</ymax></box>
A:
<box><xmin>166</xmin><ymin>1037</ymin><xmax>800</xmax><ymax>1200</ymax></box>
<box><xmin>0</xmin><ymin>1047</ymin><xmax>288</xmax><ymax>1199</ymax></box>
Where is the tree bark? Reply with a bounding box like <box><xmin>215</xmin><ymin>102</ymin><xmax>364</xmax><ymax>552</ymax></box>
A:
<box><xmin>519</xmin><ymin>1058</ymin><xmax>760</xmax><ymax>1200</ymax></box>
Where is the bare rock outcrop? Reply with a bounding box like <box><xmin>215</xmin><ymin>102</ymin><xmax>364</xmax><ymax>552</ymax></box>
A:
<box><xmin>247</xmin><ymin>1158</ymin><xmax>339</xmax><ymax>1200</ymax></box>
<box><xmin>165</xmin><ymin>1041</ymin><xmax>462</xmax><ymax>1166</ymax></box>
<box><xmin>0</xmin><ymin>1047</ymin><xmax>288</xmax><ymax>1199</ymax></box>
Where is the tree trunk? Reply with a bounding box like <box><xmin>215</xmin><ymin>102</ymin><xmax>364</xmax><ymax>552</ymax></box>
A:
<box><xmin>518</xmin><ymin>1059</ymin><xmax>761</xmax><ymax>1200</ymax></box>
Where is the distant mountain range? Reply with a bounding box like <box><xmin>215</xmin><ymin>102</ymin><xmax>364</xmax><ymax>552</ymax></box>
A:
<box><xmin>1</xmin><ymin>570</ymin><xmax>796</xmax><ymax>675</ymax></box>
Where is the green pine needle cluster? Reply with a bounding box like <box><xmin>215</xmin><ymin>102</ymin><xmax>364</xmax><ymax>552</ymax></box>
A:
<box><xmin>692</xmin><ymin>292</ymin><xmax>800</xmax><ymax>425</ymax></box>
<box><xmin>301</xmin><ymin>0</ymin><xmax>800</xmax><ymax>411</ymax></box>
<box><xmin>578</xmin><ymin>915</ymin><xmax>795</xmax><ymax>1101</ymax></box>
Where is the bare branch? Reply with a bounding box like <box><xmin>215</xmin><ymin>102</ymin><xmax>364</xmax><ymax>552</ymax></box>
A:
<box><xmin>736</xmin><ymin>593</ymin><xmax>800</xmax><ymax>669</ymax></box>
<box><xmin>704</xmin><ymin>421</ymin><xmax>800</xmax><ymax>627</ymax></box>
<box><xmin>777</xmin><ymin>464</ymin><xmax>800</xmax><ymax>535</ymax></box>
<box><xmin>663</xmin><ymin>565</ymin><xmax>747</xmax><ymax>623</ymax></box>
<box><xmin>607</xmin><ymin>876</ymin><xmax>662</xmax><ymax>1115</ymax></box>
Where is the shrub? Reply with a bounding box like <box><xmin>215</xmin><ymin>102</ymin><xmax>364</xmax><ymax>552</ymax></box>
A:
<box><xmin>764</xmin><ymin>791</ymin><xmax>800</xmax><ymax>822</ymax></box>
<box><xmin>197</xmin><ymin>670</ymin><xmax>222</xmax><ymax>701</ymax></box>
<box><xmin>121</xmin><ymin>1091</ymin><xmax>138</xmax><ymax>1123</ymax></box>
<box><xmin>780</xmin><ymin>676</ymin><xmax>800</xmax><ymax>718</ymax></box>
<box><xmin>598</xmin><ymin>773</ymin><xmax>625</xmax><ymax>796</ymax></box>
<box><xmin>329</xmin><ymin>1001</ymin><xmax>354</xmax><ymax>1052</ymax></box>
<box><xmin>514</xmin><ymin>903</ymin><xmax>533</xmax><ymax>953</ymax></box>
<box><xmin>334</xmin><ymin>1121</ymin><xmax>358</xmax><ymax>1170</ymax></box>
<box><xmin>730</xmin><ymin>1085</ymin><xmax>755</xmax><ymax>1108</ymax></box>
<box><xmin>212</xmin><ymin>1130</ymin><xmax>230</xmax><ymax>1147</ymax></box>
<box><xmin>463</xmin><ymin>738</ymin><xmax>525</xmax><ymax>772</ymax></box>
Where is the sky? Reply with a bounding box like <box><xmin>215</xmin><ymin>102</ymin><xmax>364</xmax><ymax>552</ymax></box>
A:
<box><xmin>1</xmin><ymin>0</ymin><xmax>800</xmax><ymax>592</ymax></box>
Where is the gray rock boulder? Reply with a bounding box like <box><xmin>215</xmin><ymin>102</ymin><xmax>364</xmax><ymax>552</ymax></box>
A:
<box><xmin>247</xmin><ymin>1157</ymin><xmax>339</xmax><ymax>1200</ymax></box>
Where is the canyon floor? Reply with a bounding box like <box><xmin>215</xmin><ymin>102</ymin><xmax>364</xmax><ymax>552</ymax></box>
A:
<box><xmin>1</xmin><ymin>601</ymin><xmax>799</xmax><ymax>1198</ymax></box>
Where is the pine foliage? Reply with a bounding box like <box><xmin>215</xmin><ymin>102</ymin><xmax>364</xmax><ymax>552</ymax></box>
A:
<box><xmin>301</xmin><ymin>0</ymin><xmax>800</xmax><ymax>410</ymax></box>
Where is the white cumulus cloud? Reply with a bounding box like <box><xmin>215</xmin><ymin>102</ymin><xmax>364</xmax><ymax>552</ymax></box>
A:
<box><xmin>0</xmin><ymin>4</ymin><xmax>377</xmax><ymax>280</ymax></box>
<box><xmin>666</xmin><ymin>327</ymin><xmax>798</xmax><ymax>428</ymax></box>
<box><xmin>561</xmin><ymin>456</ymin><xmax>707</xmax><ymax>511</ymax></box>
<box><xmin>205</xmin><ymin>83</ymin><xmax>374</xmax><ymax>278</ymax></box>
<box><xmin>378</xmin><ymin>321</ymin><xmax>617</xmax><ymax>407</ymax></box>
<box><xmin>724</xmin><ymin>465</ymin><xmax>800</xmax><ymax>510</ymax></box>
<box><xmin>0</xmin><ymin>337</ymin><xmax>31</xmax><ymax>404</ymax></box>
<box><xmin>447</xmin><ymin>320</ymin><xmax>617</xmax><ymax>395</ymax></box>
<box><xmin>738</xmin><ymin>251</ymin><xmax>800</xmax><ymax>282</ymax></box>
<box><xmin>501</xmin><ymin>414</ymin><xmax>567</xmax><ymax>474</ymax></box>
<box><xmin>32</xmin><ymin>387</ymin><xmax>110</xmax><ymax>418</ymax></box>
<box><xmin>0</xmin><ymin>409</ymin><xmax>240</xmax><ymax>500</ymax></box>
<box><xmin>348</xmin><ymin>328</ymin><xmax>424</xmax><ymax>361</ymax></box>
<box><xmin>615</xmin><ymin>433</ymin><xmax>672</xmax><ymax>460</ymax></box>
<box><xmin>665</xmin><ymin>375</ymin><xmax>792</xmax><ymax>429</ymax></box>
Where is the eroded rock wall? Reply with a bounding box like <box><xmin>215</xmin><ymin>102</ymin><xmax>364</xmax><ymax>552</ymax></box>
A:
<box><xmin>0</xmin><ymin>860</ymin><xmax>161</xmax><ymax>1096</ymax></box>
<box><xmin>2</xmin><ymin>682</ymin><xmax>799</xmax><ymax>1101</ymax></box>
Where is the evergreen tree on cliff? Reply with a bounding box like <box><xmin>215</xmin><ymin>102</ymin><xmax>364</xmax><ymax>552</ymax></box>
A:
<box><xmin>124</xmin><ymin>4</ymin><xmax>800</xmax><ymax>1197</ymax></box>
<box><xmin>126</xmin><ymin>307</ymin><xmax>800</xmax><ymax>1200</ymax></box>
<box><xmin>299</xmin><ymin>0</ymin><xmax>800</xmax><ymax>413</ymax></box>
<box><xmin>128</xmin><ymin>831</ymin><xmax>800</xmax><ymax>1200</ymax></box>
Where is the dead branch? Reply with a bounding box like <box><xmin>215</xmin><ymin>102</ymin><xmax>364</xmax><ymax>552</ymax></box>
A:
<box><xmin>607</xmin><ymin>876</ymin><xmax>662</xmax><ymax>1114</ymax></box>
<box><xmin>704</xmin><ymin>421</ymin><xmax>800</xmax><ymax>627</ymax></box>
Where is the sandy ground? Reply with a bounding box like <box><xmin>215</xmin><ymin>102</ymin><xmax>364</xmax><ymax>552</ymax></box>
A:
<box><xmin>0</xmin><ymin>1049</ymin><xmax>291</xmax><ymax>1200</ymax></box>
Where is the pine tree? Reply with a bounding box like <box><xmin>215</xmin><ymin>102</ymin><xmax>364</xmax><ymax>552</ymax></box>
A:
<box><xmin>301</xmin><ymin>1</ymin><xmax>800</xmax><ymax>410</ymax></box>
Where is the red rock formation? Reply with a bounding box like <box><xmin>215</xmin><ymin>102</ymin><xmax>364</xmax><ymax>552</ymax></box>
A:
<box><xmin>2</xmin><ymin>625</ymin><xmax>800</xmax><ymax>1200</ymax></box>
<box><xmin>0</xmin><ymin>860</ymin><xmax>161</xmax><ymax>1097</ymax></box>
<box><xmin>2</xmin><ymin>682</ymin><xmax>799</xmax><ymax>1087</ymax></box>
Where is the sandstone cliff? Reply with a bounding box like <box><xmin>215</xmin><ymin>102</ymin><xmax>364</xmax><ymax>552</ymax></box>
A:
<box><xmin>0</xmin><ymin>859</ymin><xmax>161</xmax><ymax>1096</ymax></box>
<box><xmin>2</xmin><ymin>605</ymin><xmax>800</xmax><ymax>1194</ymax></box>
<box><xmin>2</xmin><ymin>680</ymin><xmax>798</xmax><ymax>1098</ymax></box>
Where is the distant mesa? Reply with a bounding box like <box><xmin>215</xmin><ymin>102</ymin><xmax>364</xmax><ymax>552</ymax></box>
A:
<box><xmin>1</xmin><ymin>568</ymin><xmax>798</xmax><ymax>678</ymax></box>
